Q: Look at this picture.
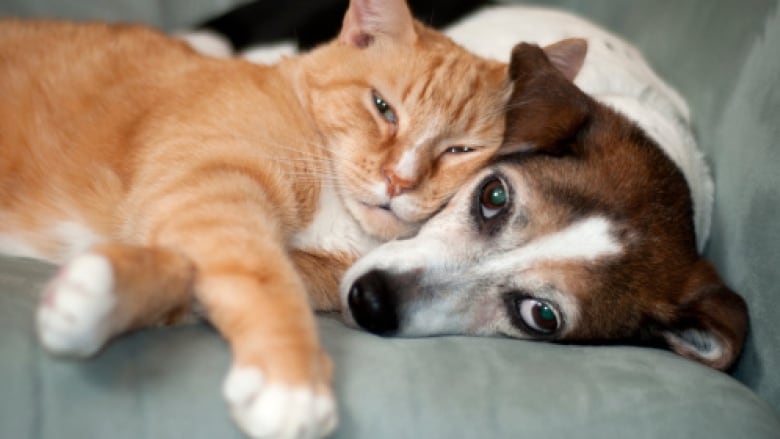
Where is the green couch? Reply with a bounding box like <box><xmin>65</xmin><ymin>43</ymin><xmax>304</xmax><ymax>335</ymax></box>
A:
<box><xmin>1</xmin><ymin>1</ymin><xmax>778</xmax><ymax>437</ymax></box>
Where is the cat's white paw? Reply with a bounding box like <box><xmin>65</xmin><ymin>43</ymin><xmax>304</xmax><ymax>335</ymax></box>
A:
<box><xmin>223</xmin><ymin>366</ymin><xmax>337</xmax><ymax>439</ymax></box>
<box><xmin>36</xmin><ymin>253</ymin><xmax>116</xmax><ymax>357</ymax></box>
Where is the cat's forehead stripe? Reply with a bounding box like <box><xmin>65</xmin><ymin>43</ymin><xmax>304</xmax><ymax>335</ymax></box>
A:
<box><xmin>401</xmin><ymin>54</ymin><xmax>444</xmax><ymax>102</ymax></box>
<box><xmin>419</xmin><ymin>54</ymin><xmax>459</xmax><ymax>104</ymax></box>
<box><xmin>448</xmin><ymin>71</ymin><xmax>482</xmax><ymax>122</ymax></box>
<box><xmin>402</xmin><ymin>58</ymin><xmax>501</xmax><ymax>141</ymax></box>
<box><xmin>406</xmin><ymin>51</ymin><xmax>472</xmax><ymax>106</ymax></box>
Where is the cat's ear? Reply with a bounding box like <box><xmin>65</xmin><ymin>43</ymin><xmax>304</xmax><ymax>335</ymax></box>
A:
<box><xmin>543</xmin><ymin>38</ymin><xmax>587</xmax><ymax>81</ymax></box>
<box><xmin>652</xmin><ymin>260</ymin><xmax>748</xmax><ymax>371</ymax></box>
<box><xmin>338</xmin><ymin>0</ymin><xmax>417</xmax><ymax>48</ymax></box>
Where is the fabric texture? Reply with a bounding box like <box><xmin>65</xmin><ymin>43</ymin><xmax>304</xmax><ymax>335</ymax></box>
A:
<box><xmin>0</xmin><ymin>0</ymin><xmax>778</xmax><ymax>437</ymax></box>
<box><xmin>1</xmin><ymin>257</ymin><xmax>779</xmax><ymax>438</ymax></box>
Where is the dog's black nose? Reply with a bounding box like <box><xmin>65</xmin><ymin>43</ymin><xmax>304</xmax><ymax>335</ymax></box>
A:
<box><xmin>348</xmin><ymin>270</ymin><xmax>399</xmax><ymax>335</ymax></box>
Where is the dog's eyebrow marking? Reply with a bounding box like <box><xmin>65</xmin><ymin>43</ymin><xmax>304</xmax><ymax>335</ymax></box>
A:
<box><xmin>478</xmin><ymin>216</ymin><xmax>622</xmax><ymax>274</ymax></box>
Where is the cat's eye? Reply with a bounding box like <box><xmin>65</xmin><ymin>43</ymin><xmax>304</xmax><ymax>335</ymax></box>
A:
<box><xmin>372</xmin><ymin>91</ymin><xmax>397</xmax><ymax>125</ymax></box>
<box><xmin>516</xmin><ymin>297</ymin><xmax>561</xmax><ymax>335</ymax></box>
<box><xmin>445</xmin><ymin>146</ymin><xmax>476</xmax><ymax>154</ymax></box>
<box><xmin>479</xmin><ymin>178</ymin><xmax>508</xmax><ymax>220</ymax></box>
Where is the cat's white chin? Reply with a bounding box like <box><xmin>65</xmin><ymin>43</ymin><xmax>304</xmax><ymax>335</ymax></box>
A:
<box><xmin>349</xmin><ymin>200</ymin><xmax>418</xmax><ymax>241</ymax></box>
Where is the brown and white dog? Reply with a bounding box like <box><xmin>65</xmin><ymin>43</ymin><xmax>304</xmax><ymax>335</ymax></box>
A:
<box><xmin>340</xmin><ymin>38</ymin><xmax>748</xmax><ymax>371</ymax></box>
<box><xmin>181</xmin><ymin>5</ymin><xmax>746</xmax><ymax>369</ymax></box>
<box><xmin>179</xmin><ymin>4</ymin><xmax>747</xmax><ymax>370</ymax></box>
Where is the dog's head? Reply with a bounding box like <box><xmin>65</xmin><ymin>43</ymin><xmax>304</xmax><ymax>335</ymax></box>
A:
<box><xmin>340</xmin><ymin>42</ymin><xmax>748</xmax><ymax>371</ymax></box>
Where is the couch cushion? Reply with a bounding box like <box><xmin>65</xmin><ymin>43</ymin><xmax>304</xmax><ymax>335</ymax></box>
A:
<box><xmin>698</xmin><ymin>7</ymin><xmax>780</xmax><ymax>411</ymax></box>
<box><xmin>2</xmin><ymin>256</ymin><xmax>778</xmax><ymax>438</ymax></box>
<box><xmin>4</xmin><ymin>0</ymin><xmax>778</xmax><ymax>414</ymax></box>
<box><xmin>0</xmin><ymin>0</ymin><xmax>778</xmax><ymax>432</ymax></box>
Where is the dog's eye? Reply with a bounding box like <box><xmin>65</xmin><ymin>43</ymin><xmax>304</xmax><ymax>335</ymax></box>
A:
<box><xmin>480</xmin><ymin>178</ymin><xmax>507</xmax><ymax>219</ymax></box>
<box><xmin>372</xmin><ymin>90</ymin><xmax>397</xmax><ymax>125</ymax></box>
<box><xmin>517</xmin><ymin>298</ymin><xmax>560</xmax><ymax>335</ymax></box>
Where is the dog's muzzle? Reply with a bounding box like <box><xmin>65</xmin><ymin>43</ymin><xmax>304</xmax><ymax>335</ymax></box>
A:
<box><xmin>347</xmin><ymin>270</ymin><xmax>399</xmax><ymax>335</ymax></box>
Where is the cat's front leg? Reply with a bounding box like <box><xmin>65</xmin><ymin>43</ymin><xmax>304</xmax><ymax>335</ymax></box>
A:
<box><xmin>291</xmin><ymin>249</ymin><xmax>357</xmax><ymax>312</ymax></box>
<box><xmin>37</xmin><ymin>244</ymin><xmax>196</xmax><ymax>357</ymax></box>
<box><xmin>123</xmin><ymin>151</ymin><xmax>338</xmax><ymax>437</ymax></box>
<box><xmin>196</xmin><ymin>255</ymin><xmax>337</xmax><ymax>439</ymax></box>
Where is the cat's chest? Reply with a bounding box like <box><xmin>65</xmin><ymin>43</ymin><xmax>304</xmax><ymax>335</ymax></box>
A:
<box><xmin>290</xmin><ymin>182</ymin><xmax>380</xmax><ymax>256</ymax></box>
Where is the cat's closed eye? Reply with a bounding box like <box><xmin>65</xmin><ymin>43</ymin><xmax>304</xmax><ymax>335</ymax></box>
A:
<box><xmin>444</xmin><ymin>146</ymin><xmax>476</xmax><ymax>154</ymax></box>
<box><xmin>371</xmin><ymin>90</ymin><xmax>397</xmax><ymax>125</ymax></box>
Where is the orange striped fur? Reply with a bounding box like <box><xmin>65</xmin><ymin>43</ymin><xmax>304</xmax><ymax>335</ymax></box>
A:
<box><xmin>0</xmin><ymin>0</ymin><xmax>508</xmax><ymax>436</ymax></box>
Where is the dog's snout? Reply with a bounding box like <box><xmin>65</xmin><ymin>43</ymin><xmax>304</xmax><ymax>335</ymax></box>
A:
<box><xmin>348</xmin><ymin>270</ymin><xmax>399</xmax><ymax>335</ymax></box>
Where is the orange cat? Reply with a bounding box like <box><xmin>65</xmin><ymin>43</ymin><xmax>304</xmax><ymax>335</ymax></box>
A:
<box><xmin>0</xmin><ymin>0</ymin><xmax>514</xmax><ymax>437</ymax></box>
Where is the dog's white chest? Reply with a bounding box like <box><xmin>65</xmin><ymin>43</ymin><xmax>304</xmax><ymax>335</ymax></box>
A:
<box><xmin>291</xmin><ymin>182</ymin><xmax>378</xmax><ymax>256</ymax></box>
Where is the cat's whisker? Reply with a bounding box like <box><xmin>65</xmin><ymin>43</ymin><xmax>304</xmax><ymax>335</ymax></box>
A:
<box><xmin>194</xmin><ymin>133</ymin><xmax>364</xmax><ymax>175</ymax></box>
<box><xmin>184</xmin><ymin>129</ymin><xmax>376</xmax><ymax>180</ymax></box>
<box><xmin>4</xmin><ymin>11</ymin><xmax>522</xmax><ymax>439</ymax></box>
<box><xmin>469</xmin><ymin>105</ymin><xmax>513</xmax><ymax>128</ymax></box>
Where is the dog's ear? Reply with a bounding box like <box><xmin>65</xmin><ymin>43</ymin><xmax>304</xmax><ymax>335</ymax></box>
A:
<box><xmin>654</xmin><ymin>260</ymin><xmax>748</xmax><ymax>371</ymax></box>
<box><xmin>500</xmin><ymin>42</ymin><xmax>591</xmax><ymax>157</ymax></box>
<box><xmin>543</xmin><ymin>38</ymin><xmax>588</xmax><ymax>81</ymax></box>
<box><xmin>508</xmin><ymin>39</ymin><xmax>587</xmax><ymax>83</ymax></box>
<box><xmin>338</xmin><ymin>0</ymin><xmax>416</xmax><ymax>48</ymax></box>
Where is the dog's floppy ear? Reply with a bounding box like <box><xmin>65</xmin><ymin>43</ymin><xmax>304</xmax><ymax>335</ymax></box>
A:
<box><xmin>655</xmin><ymin>260</ymin><xmax>748</xmax><ymax>371</ymax></box>
<box><xmin>500</xmin><ymin>41</ymin><xmax>591</xmax><ymax>157</ymax></box>
<box><xmin>338</xmin><ymin>0</ymin><xmax>416</xmax><ymax>48</ymax></box>
<box><xmin>508</xmin><ymin>38</ymin><xmax>587</xmax><ymax>83</ymax></box>
<box><xmin>543</xmin><ymin>38</ymin><xmax>588</xmax><ymax>81</ymax></box>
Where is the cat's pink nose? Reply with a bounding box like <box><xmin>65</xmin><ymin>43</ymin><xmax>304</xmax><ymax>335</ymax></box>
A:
<box><xmin>383</xmin><ymin>168</ymin><xmax>415</xmax><ymax>197</ymax></box>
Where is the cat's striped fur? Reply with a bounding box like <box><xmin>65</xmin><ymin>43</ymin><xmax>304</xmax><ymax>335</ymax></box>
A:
<box><xmin>0</xmin><ymin>1</ymin><xmax>509</xmax><ymax>437</ymax></box>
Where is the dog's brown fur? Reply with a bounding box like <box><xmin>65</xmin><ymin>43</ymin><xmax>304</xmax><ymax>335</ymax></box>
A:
<box><xmin>503</xmin><ymin>43</ymin><xmax>747</xmax><ymax>370</ymax></box>
<box><xmin>341</xmin><ymin>42</ymin><xmax>747</xmax><ymax>372</ymax></box>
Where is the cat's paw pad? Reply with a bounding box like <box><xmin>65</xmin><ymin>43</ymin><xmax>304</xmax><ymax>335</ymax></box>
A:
<box><xmin>36</xmin><ymin>253</ymin><xmax>116</xmax><ymax>357</ymax></box>
<box><xmin>223</xmin><ymin>366</ymin><xmax>337</xmax><ymax>439</ymax></box>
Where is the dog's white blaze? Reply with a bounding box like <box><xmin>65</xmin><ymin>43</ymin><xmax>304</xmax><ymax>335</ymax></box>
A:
<box><xmin>480</xmin><ymin>216</ymin><xmax>621</xmax><ymax>274</ymax></box>
<box><xmin>339</xmin><ymin>236</ymin><xmax>454</xmax><ymax>318</ymax></box>
<box><xmin>292</xmin><ymin>181</ymin><xmax>378</xmax><ymax>255</ymax></box>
